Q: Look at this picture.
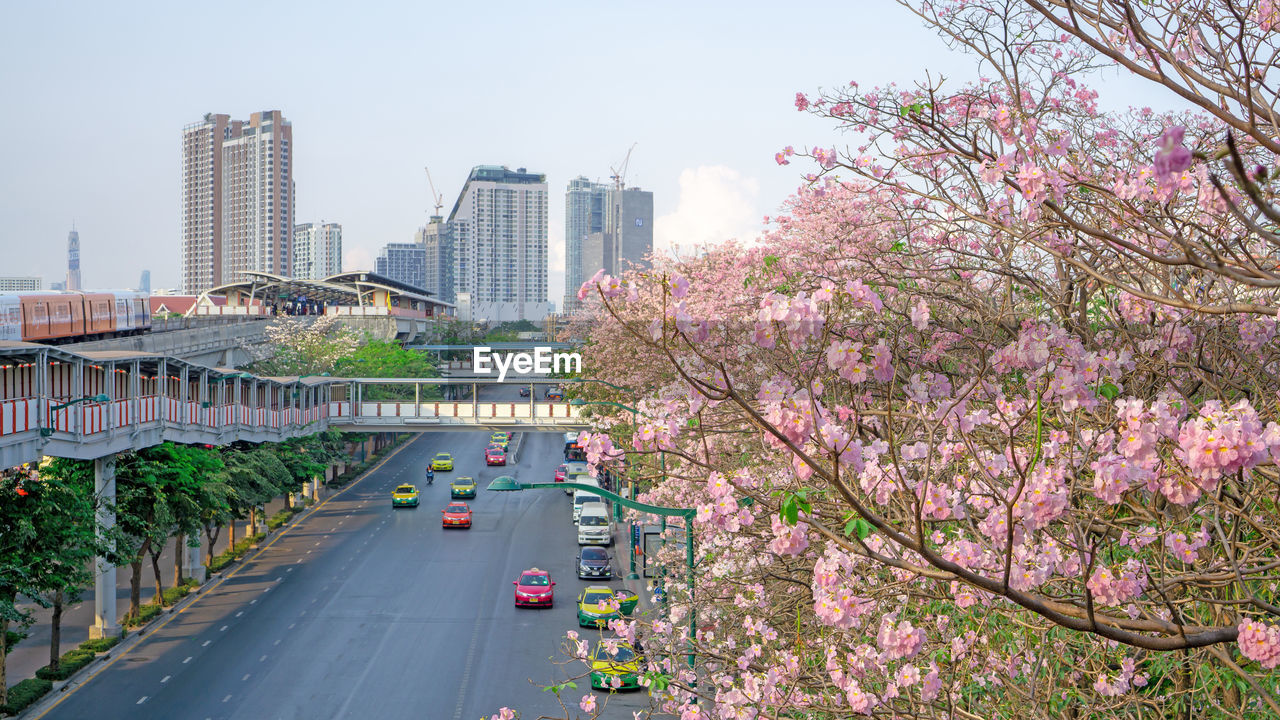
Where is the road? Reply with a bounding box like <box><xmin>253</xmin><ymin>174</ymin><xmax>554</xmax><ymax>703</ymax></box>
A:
<box><xmin>37</xmin><ymin>388</ymin><xmax>652</xmax><ymax>720</ymax></box>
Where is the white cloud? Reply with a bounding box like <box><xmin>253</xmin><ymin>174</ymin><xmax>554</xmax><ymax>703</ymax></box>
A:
<box><xmin>655</xmin><ymin>166</ymin><xmax>761</xmax><ymax>259</ymax></box>
<box><xmin>343</xmin><ymin>244</ymin><xmax>375</xmax><ymax>273</ymax></box>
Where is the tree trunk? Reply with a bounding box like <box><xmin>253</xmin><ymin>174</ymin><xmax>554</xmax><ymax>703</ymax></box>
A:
<box><xmin>50</xmin><ymin>589</ymin><xmax>63</xmax><ymax>670</ymax></box>
<box><xmin>129</xmin><ymin>539</ymin><xmax>149</xmax><ymax>618</ymax></box>
<box><xmin>173</xmin><ymin>534</ymin><xmax>184</xmax><ymax>587</ymax></box>
<box><xmin>248</xmin><ymin>508</ymin><xmax>256</xmax><ymax>537</ymax></box>
<box><xmin>204</xmin><ymin>523</ymin><xmax>221</xmax><ymax>566</ymax></box>
<box><xmin>228</xmin><ymin>517</ymin><xmax>237</xmax><ymax>548</ymax></box>
<box><xmin>149</xmin><ymin>544</ymin><xmax>165</xmax><ymax>607</ymax></box>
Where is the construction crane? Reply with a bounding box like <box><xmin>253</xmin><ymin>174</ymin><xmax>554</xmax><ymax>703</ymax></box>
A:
<box><xmin>424</xmin><ymin>166</ymin><xmax>444</xmax><ymax>217</ymax></box>
<box><xmin>610</xmin><ymin>143</ymin><xmax>637</xmax><ymax>191</ymax></box>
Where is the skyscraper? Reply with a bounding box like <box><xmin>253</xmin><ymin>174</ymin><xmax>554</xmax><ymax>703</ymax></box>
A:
<box><xmin>563</xmin><ymin>177</ymin><xmax>608</xmax><ymax>312</ymax></box>
<box><xmin>449</xmin><ymin>165</ymin><xmax>549</xmax><ymax>321</ymax></box>
<box><xmin>181</xmin><ymin>111</ymin><xmax>294</xmax><ymax>293</ymax></box>
<box><xmin>414</xmin><ymin>218</ymin><xmax>454</xmax><ymax>303</ymax></box>
<box><xmin>66</xmin><ymin>227</ymin><xmax>81</xmax><ymax>291</ymax></box>
<box><xmin>606</xmin><ymin>186</ymin><xmax>654</xmax><ymax>271</ymax></box>
<box><xmin>138</xmin><ymin>270</ymin><xmax>151</xmax><ymax>295</ymax></box>
<box><xmin>293</xmin><ymin>223</ymin><xmax>343</xmax><ymax>279</ymax></box>
<box><xmin>375</xmin><ymin>243</ymin><xmax>428</xmax><ymax>291</ymax></box>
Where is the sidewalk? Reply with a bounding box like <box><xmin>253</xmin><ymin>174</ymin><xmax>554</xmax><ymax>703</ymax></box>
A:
<box><xmin>5</xmin><ymin>496</ymin><xmax>294</xmax><ymax>687</ymax></box>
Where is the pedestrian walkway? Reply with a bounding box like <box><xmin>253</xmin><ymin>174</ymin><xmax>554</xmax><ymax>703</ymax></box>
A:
<box><xmin>5</xmin><ymin>496</ymin><xmax>294</xmax><ymax>687</ymax></box>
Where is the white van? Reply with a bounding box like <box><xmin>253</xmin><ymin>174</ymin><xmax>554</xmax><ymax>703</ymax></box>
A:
<box><xmin>573</xmin><ymin>489</ymin><xmax>604</xmax><ymax>523</ymax></box>
<box><xmin>564</xmin><ymin>461</ymin><xmax>590</xmax><ymax>494</ymax></box>
<box><xmin>577</xmin><ymin>504</ymin><xmax>613</xmax><ymax>545</ymax></box>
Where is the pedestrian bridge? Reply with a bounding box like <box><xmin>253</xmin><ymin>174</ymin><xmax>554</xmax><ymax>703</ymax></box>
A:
<box><xmin>0</xmin><ymin>342</ymin><xmax>588</xmax><ymax>468</ymax></box>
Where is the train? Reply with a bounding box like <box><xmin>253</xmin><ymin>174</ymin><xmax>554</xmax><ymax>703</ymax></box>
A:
<box><xmin>0</xmin><ymin>291</ymin><xmax>152</xmax><ymax>344</ymax></box>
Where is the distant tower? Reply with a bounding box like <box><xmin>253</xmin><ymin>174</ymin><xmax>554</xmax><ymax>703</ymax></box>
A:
<box><xmin>139</xmin><ymin>270</ymin><xmax>151</xmax><ymax>294</ymax></box>
<box><xmin>66</xmin><ymin>227</ymin><xmax>81</xmax><ymax>291</ymax></box>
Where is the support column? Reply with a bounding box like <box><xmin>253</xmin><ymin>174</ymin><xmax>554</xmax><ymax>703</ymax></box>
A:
<box><xmin>90</xmin><ymin>455</ymin><xmax>121</xmax><ymax>640</ymax></box>
<box><xmin>183</xmin><ymin>540</ymin><xmax>206</xmax><ymax>583</ymax></box>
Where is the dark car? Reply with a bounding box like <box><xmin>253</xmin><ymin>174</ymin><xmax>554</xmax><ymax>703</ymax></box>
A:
<box><xmin>519</xmin><ymin>386</ymin><xmax>531</xmax><ymax>397</ymax></box>
<box><xmin>577</xmin><ymin>546</ymin><xmax>613</xmax><ymax>580</ymax></box>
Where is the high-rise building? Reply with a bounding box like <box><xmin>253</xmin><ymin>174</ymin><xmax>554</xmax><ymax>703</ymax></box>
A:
<box><xmin>414</xmin><ymin>218</ymin><xmax>454</xmax><ymax>302</ymax></box>
<box><xmin>606</xmin><ymin>186</ymin><xmax>654</xmax><ymax>271</ymax></box>
<box><xmin>138</xmin><ymin>270</ymin><xmax>151</xmax><ymax>295</ymax></box>
<box><xmin>0</xmin><ymin>277</ymin><xmax>41</xmax><ymax>292</ymax></box>
<box><xmin>375</xmin><ymin>243</ymin><xmax>428</xmax><ymax>291</ymax></box>
<box><xmin>293</xmin><ymin>222</ymin><xmax>343</xmax><ymax>280</ymax></box>
<box><xmin>563</xmin><ymin>177</ymin><xmax>609</xmax><ymax>312</ymax></box>
<box><xmin>449</xmin><ymin>165</ymin><xmax>550</xmax><ymax>321</ymax></box>
<box><xmin>182</xmin><ymin>111</ymin><xmax>294</xmax><ymax>293</ymax></box>
<box><xmin>182</xmin><ymin>113</ymin><xmax>229</xmax><ymax>294</ymax></box>
<box><xmin>66</xmin><ymin>228</ymin><xmax>81</xmax><ymax>291</ymax></box>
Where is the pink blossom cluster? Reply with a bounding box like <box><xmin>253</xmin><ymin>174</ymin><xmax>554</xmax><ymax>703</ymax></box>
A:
<box><xmin>1092</xmin><ymin>657</ymin><xmax>1149</xmax><ymax>697</ymax></box>
<box><xmin>1176</xmin><ymin>399</ymin><xmax>1271</xmax><ymax>495</ymax></box>
<box><xmin>1086</xmin><ymin>559</ymin><xmax>1147</xmax><ymax>606</ymax></box>
<box><xmin>876</xmin><ymin>618</ymin><xmax>925</xmax><ymax>660</ymax></box>
<box><xmin>768</xmin><ymin>516</ymin><xmax>809</xmax><ymax>556</ymax></box>
<box><xmin>577</xmin><ymin>268</ymin><xmax>626</xmax><ymax>301</ymax></box>
<box><xmin>1238</xmin><ymin>619</ymin><xmax>1280</xmax><ymax>669</ymax></box>
<box><xmin>1165</xmin><ymin>527</ymin><xmax>1210</xmax><ymax>564</ymax></box>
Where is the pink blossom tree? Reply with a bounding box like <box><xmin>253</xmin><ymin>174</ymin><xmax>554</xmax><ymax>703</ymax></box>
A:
<box><xmin>552</xmin><ymin>1</ymin><xmax>1280</xmax><ymax>717</ymax></box>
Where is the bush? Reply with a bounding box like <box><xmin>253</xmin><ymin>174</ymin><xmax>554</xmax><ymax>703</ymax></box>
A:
<box><xmin>160</xmin><ymin>578</ymin><xmax>199</xmax><ymax>605</ymax></box>
<box><xmin>123</xmin><ymin>603</ymin><xmax>164</xmax><ymax>628</ymax></box>
<box><xmin>207</xmin><ymin>533</ymin><xmax>267</xmax><ymax>574</ymax></box>
<box><xmin>79</xmin><ymin>635</ymin><xmax>119</xmax><ymax>653</ymax></box>
<box><xmin>35</xmin><ymin>648</ymin><xmax>96</xmax><ymax>680</ymax></box>
<box><xmin>0</xmin><ymin>677</ymin><xmax>53</xmax><ymax>715</ymax></box>
<box><xmin>267</xmin><ymin>508</ymin><xmax>297</xmax><ymax>530</ymax></box>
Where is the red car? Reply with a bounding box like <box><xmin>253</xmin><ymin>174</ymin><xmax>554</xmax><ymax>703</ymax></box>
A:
<box><xmin>513</xmin><ymin>568</ymin><xmax>555</xmax><ymax>607</ymax></box>
<box><xmin>485</xmin><ymin>446</ymin><xmax>506</xmax><ymax>466</ymax></box>
<box><xmin>442</xmin><ymin>502</ymin><xmax>472</xmax><ymax>529</ymax></box>
<box><xmin>554</xmin><ymin>464</ymin><xmax>567</xmax><ymax>483</ymax></box>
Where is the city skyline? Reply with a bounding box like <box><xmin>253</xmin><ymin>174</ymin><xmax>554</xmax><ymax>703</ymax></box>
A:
<box><xmin>1</xmin><ymin>2</ymin><xmax>1178</xmax><ymax>299</ymax></box>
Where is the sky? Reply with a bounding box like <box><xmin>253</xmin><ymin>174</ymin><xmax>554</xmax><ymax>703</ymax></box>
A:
<box><xmin>0</xmin><ymin>1</ymin><xmax>1176</xmax><ymax>308</ymax></box>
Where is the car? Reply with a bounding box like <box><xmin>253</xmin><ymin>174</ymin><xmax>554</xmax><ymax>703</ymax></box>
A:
<box><xmin>577</xmin><ymin>504</ymin><xmax>613</xmax><ymax>545</ymax></box>
<box><xmin>589</xmin><ymin>641</ymin><xmax>642</xmax><ymax>691</ymax></box>
<box><xmin>485</xmin><ymin>447</ymin><xmax>507</xmax><ymax>466</ymax></box>
<box><xmin>431</xmin><ymin>452</ymin><xmax>454</xmax><ymax>471</ymax></box>
<box><xmin>547</xmin><ymin>389</ymin><xmax>565</xmax><ymax>401</ymax></box>
<box><xmin>576</xmin><ymin>585</ymin><xmax>637</xmax><ymax>627</ymax></box>
<box><xmin>391</xmin><ymin>484</ymin><xmax>420</xmax><ymax>508</ymax></box>
<box><xmin>441</xmin><ymin>502</ymin><xmax>472</xmax><ymax>528</ymax></box>
<box><xmin>450</xmin><ymin>476</ymin><xmax>477</xmax><ymax>499</ymax></box>
<box><xmin>513</xmin><ymin>567</ymin><xmax>555</xmax><ymax>607</ymax></box>
<box><xmin>518</xmin><ymin>386</ymin><xmax>531</xmax><ymax>397</ymax></box>
<box><xmin>490</xmin><ymin>432</ymin><xmax>510</xmax><ymax>449</ymax></box>
<box><xmin>554</xmin><ymin>464</ymin><xmax>567</xmax><ymax>484</ymax></box>
<box><xmin>577</xmin><ymin>546</ymin><xmax>613</xmax><ymax>579</ymax></box>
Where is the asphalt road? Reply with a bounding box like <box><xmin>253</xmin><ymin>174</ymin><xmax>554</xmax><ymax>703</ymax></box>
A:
<box><xmin>36</xmin><ymin>387</ymin><xmax>652</xmax><ymax>720</ymax></box>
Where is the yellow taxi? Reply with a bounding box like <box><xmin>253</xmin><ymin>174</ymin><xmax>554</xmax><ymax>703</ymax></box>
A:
<box><xmin>450</xmin><ymin>476</ymin><xmax>477</xmax><ymax>499</ymax></box>
<box><xmin>490</xmin><ymin>432</ymin><xmax>510</xmax><ymax>450</ymax></box>
<box><xmin>588</xmin><ymin>640</ymin><xmax>641</xmax><ymax>691</ymax></box>
<box><xmin>391</xmin><ymin>484</ymin><xmax>420</xmax><ymax>508</ymax></box>
<box><xmin>431</xmin><ymin>452</ymin><xmax>454</xmax><ymax>471</ymax></box>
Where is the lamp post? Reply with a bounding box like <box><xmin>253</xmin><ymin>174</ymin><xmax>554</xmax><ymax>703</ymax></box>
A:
<box><xmin>42</xmin><ymin>394</ymin><xmax>111</xmax><ymax>437</ymax></box>
<box><xmin>487</xmin><ymin>477</ymin><xmax>698</xmax><ymax>678</ymax></box>
<box><xmin>569</xmin><ymin>398</ymin><xmax>645</xmax><ymax>579</ymax></box>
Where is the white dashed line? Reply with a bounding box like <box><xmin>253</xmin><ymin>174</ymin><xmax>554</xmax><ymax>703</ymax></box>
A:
<box><xmin>273</xmin><ymin>639</ymin><xmax>281</xmax><ymax>646</ymax></box>
<box><xmin>263</xmin><ymin>587</ymin><xmax>271</xmax><ymax>593</ymax></box>
<box><xmin>183</xmin><ymin>656</ymin><xmax>193</xmax><ymax>664</ymax></box>
<box><xmin>242</xmin><ymin>674</ymin><xmax>250</xmax><ymax>681</ymax></box>
<box><xmin>137</xmin><ymin>696</ymin><xmax>149</xmax><ymax>704</ymax></box>
<box><xmin>260</xmin><ymin>655</ymin><xmax>267</xmax><ymax>662</ymax></box>
<box><xmin>287</xmin><ymin>623</ymin><xmax>296</xmax><ymax>629</ymax></box>
<box><xmin>220</xmin><ymin>625</ymin><xmax>228</xmax><ymax>632</ymax></box>
<box><xmin>250</xmin><ymin>599</ymin><xmax>257</xmax><ymax>605</ymax></box>
<box><xmin>235</xmin><ymin>611</ymin><xmax>243</xmax><ymax>617</ymax></box>
<box><xmin>286</xmin><ymin>567</ymin><xmax>294</xmax><ymax>572</ymax></box>
<box><xmin>161</xmin><ymin>675</ymin><xmax>170</xmax><ymax>684</ymax></box>
<box><xmin>202</xmin><ymin>640</ymin><xmax>212</xmax><ymax>647</ymax></box>
<box><xmin>274</xmin><ymin>576</ymin><xmax>282</xmax><ymax>583</ymax></box>
<box><xmin>223</xmin><ymin>694</ymin><xmax>232</xmax><ymax>703</ymax></box>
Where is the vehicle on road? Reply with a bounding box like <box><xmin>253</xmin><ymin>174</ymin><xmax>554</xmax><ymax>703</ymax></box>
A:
<box><xmin>589</xmin><ymin>641</ymin><xmax>642</xmax><ymax>691</ymax></box>
<box><xmin>490</xmin><ymin>432</ymin><xmax>510</xmax><ymax>449</ymax></box>
<box><xmin>425</xmin><ymin>466</ymin><xmax>435</xmax><ymax>484</ymax></box>
<box><xmin>513</xmin><ymin>568</ymin><xmax>555</xmax><ymax>607</ymax></box>
<box><xmin>441</xmin><ymin>502</ymin><xmax>472</xmax><ymax>528</ymax></box>
<box><xmin>518</xmin><ymin>386</ymin><xmax>530</xmax><ymax>397</ymax></box>
<box><xmin>391</xmin><ymin>484</ymin><xmax>420</xmax><ymax>508</ymax></box>
<box><xmin>563</xmin><ymin>431</ymin><xmax>585</xmax><ymax>460</ymax></box>
<box><xmin>548</xmin><ymin>388</ymin><xmax>565</xmax><ymax>402</ymax></box>
<box><xmin>573</xmin><ymin>489</ymin><xmax>604</xmax><ymax>522</ymax></box>
<box><xmin>577</xmin><ymin>505</ymin><xmax>613</xmax><ymax>545</ymax></box>
<box><xmin>577</xmin><ymin>586</ymin><xmax>622</xmax><ymax>627</ymax></box>
<box><xmin>554</xmin><ymin>464</ymin><xmax>567</xmax><ymax>484</ymax></box>
<box><xmin>577</xmin><ymin>546</ymin><xmax>613</xmax><ymax>579</ymax></box>
<box><xmin>450</xmin><ymin>476</ymin><xmax>477</xmax><ymax>499</ymax></box>
<box><xmin>431</xmin><ymin>452</ymin><xmax>454</xmax><ymax>471</ymax></box>
<box><xmin>485</xmin><ymin>446</ymin><xmax>507</xmax><ymax>466</ymax></box>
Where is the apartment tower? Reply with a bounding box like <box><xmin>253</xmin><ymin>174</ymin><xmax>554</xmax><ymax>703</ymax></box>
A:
<box><xmin>563</xmin><ymin>176</ymin><xmax>608</xmax><ymax>312</ymax></box>
<box><xmin>293</xmin><ymin>222</ymin><xmax>343</xmax><ymax>280</ymax></box>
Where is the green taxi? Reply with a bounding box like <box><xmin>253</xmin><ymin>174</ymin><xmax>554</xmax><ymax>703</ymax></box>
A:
<box><xmin>576</xmin><ymin>586</ymin><xmax>639</xmax><ymax>627</ymax></box>
<box><xmin>589</xmin><ymin>641</ymin><xmax>642</xmax><ymax>691</ymax></box>
<box><xmin>391</xmin><ymin>484</ymin><xmax>420</xmax><ymax>508</ymax></box>
<box><xmin>450</xmin><ymin>476</ymin><xmax>477</xmax><ymax>499</ymax></box>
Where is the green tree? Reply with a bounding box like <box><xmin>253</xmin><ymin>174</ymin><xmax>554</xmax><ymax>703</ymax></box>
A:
<box><xmin>332</xmin><ymin>339</ymin><xmax>443</xmax><ymax>401</ymax></box>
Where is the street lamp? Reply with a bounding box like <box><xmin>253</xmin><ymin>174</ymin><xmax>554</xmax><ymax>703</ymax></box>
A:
<box><xmin>41</xmin><ymin>394</ymin><xmax>111</xmax><ymax>437</ymax></box>
<box><xmin>487</xmin><ymin>477</ymin><xmax>698</xmax><ymax>678</ymax></box>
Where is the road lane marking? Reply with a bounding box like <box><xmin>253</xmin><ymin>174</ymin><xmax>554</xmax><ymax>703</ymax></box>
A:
<box><xmin>202</xmin><ymin>640</ymin><xmax>211</xmax><ymax>647</ymax></box>
<box><xmin>221</xmin><ymin>625</ymin><xmax>229</xmax><ymax>631</ymax></box>
<box><xmin>235</xmin><ymin>611</ymin><xmax>243</xmax><ymax>617</ymax></box>
<box><xmin>242</xmin><ymin>674</ymin><xmax>250</xmax><ymax>681</ymax></box>
<box><xmin>260</xmin><ymin>655</ymin><xmax>267</xmax><ymax>662</ymax></box>
<box><xmin>27</xmin><ymin>436</ymin><xmax>426</xmax><ymax>720</ymax></box>
<box><xmin>223</xmin><ymin>695</ymin><xmax>232</xmax><ymax>702</ymax></box>
<box><xmin>137</xmin><ymin>696</ymin><xmax>148</xmax><ymax>704</ymax></box>
<box><xmin>273</xmin><ymin>639</ymin><xmax>281</xmax><ymax>646</ymax></box>
<box><xmin>287</xmin><ymin>623</ymin><xmax>295</xmax><ymax>629</ymax></box>
<box><xmin>161</xmin><ymin>675</ymin><xmax>170</xmax><ymax>683</ymax></box>
<box><xmin>183</xmin><ymin>656</ymin><xmax>192</xmax><ymax>664</ymax></box>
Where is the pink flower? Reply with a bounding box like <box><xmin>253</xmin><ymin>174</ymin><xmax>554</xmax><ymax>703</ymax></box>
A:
<box><xmin>579</xmin><ymin>694</ymin><xmax>597</xmax><ymax>712</ymax></box>
<box><xmin>845</xmin><ymin>682</ymin><xmax>877</xmax><ymax>714</ymax></box>
<box><xmin>795</xmin><ymin>93</ymin><xmax>810</xmax><ymax>111</ymax></box>
<box><xmin>668</xmin><ymin>274</ymin><xmax>690</xmax><ymax>298</ymax></box>
<box><xmin>489</xmin><ymin>709</ymin><xmax>516</xmax><ymax>720</ymax></box>
<box><xmin>1153</xmin><ymin>126</ymin><xmax>1192</xmax><ymax>186</ymax></box>
<box><xmin>910</xmin><ymin>298</ymin><xmax>930</xmax><ymax>331</ymax></box>
<box><xmin>1239</xmin><ymin>619</ymin><xmax>1280</xmax><ymax>668</ymax></box>
<box><xmin>876</xmin><ymin>618</ymin><xmax>924</xmax><ymax>660</ymax></box>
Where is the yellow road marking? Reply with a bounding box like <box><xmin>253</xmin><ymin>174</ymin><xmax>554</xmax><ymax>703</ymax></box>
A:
<box><xmin>30</xmin><ymin>437</ymin><xmax>419</xmax><ymax>719</ymax></box>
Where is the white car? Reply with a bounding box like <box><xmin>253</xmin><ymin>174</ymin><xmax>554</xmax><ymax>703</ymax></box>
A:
<box><xmin>577</xmin><ymin>505</ymin><xmax>613</xmax><ymax>545</ymax></box>
<box><xmin>573</xmin><ymin>490</ymin><xmax>604</xmax><ymax>523</ymax></box>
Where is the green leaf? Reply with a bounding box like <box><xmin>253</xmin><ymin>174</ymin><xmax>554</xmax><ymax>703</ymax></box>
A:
<box><xmin>1098</xmin><ymin>382</ymin><xmax>1119</xmax><ymax>400</ymax></box>
<box><xmin>844</xmin><ymin>516</ymin><xmax>872</xmax><ymax>539</ymax></box>
<box><xmin>763</xmin><ymin>255</ymin><xmax>779</xmax><ymax>269</ymax></box>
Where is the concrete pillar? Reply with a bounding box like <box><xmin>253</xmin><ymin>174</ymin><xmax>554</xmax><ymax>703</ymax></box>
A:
<box><xmin>183</xmin><ymin>541</ymin><xmax>206</xmax><ymax>584</ymax></box>
<box><xmin>90</xmin><ymin>456</ymin><xmax>121</xmax><ymax>640</ymax></box>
